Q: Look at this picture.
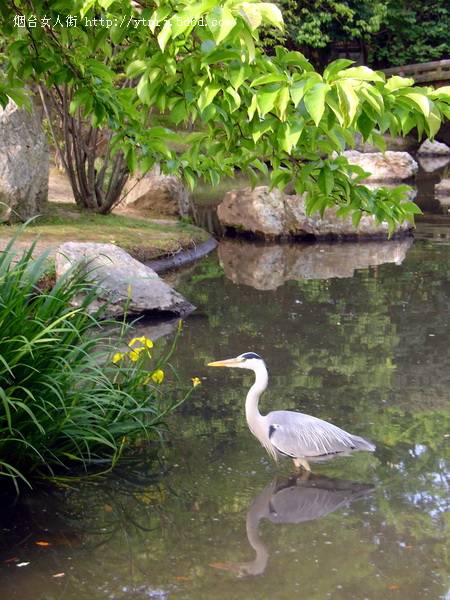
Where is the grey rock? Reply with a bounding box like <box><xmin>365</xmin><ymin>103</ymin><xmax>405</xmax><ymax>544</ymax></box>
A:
<box><xmin>0</xmin><ymin>101</ymin><xmax>49</xmax><ymax>223</ymax></box>
<box><xmin>121</xmin><ymin>164</ymin><xmax>190</xmax><ymax>216</ymax></box>
<box><xmin>55</xmin><ymin>242</ymin><xmax>195</xmax><ymax>318</ymax></box>
<box><xmin>417</xmin><ymin>139</ymin><xmax>450</xmax><ymax>156</ymax></box>
<box><xmin>218</xmin><ymin>186</ymin><xmax>412</xmax><ymax>240</ymax></box>
<box><xmin>219</xmin><ymin>238</ymin><xmax>413</xmax><ymax>290</ymax></box>
<box><xmin>354</xmin><ymin>133</ymin><xmax>419</xmax><ymax>153</ymax></box>
<box><xmin>417</xmin><ymin>156</ymin><xmax>450</xmax><ymax>173</ymax></box>
<box><xmin>436</xmin><ymin>179</ymin><xmax>450</xmax><ymax>207</ymax></box>
<box><xmin>217</xmin><ymin>186</ymin><xmax>286</xmax><ymax>238</ymax></box>
<box><xmin>342</xmin><ymin>150</ymin><xmax>418</xmax><ymax>181</ymax></box>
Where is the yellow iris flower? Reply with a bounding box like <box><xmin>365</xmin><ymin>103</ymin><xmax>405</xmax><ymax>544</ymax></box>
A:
<box><xmin>191</xmin><ymin>377</ymin><xmax>201</xmax><ymax>387</ymax></box>
<box><xmin>143</xmin><ymin>369</ymin><xmax>165</xmax><ymax>385</ymax></box>
<box><xmin>128</xmin><ymin>347</ymin><xmax>146</xmax><ymax>362</ymax></box>
<box><xmin>151</xmin><ymin>369</ymin><xmax>165</xmax><ymax>384</ymax></box>
<box><xmin>128</xmin><ymin>336</ymin><xmax>154</xmax><ymax>349</ymax></box>
<box><xmin>112</xmin><ymin>352</ymin><xmax>124</xmax><ymax>364</ymax></box>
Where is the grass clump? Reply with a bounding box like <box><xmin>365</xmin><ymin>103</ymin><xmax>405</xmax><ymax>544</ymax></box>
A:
<box><xmin>0</xmin><ymin>202</ymin><xmax>210</xmax><ymax>261</ymax></box>
<box><xmin>0</xmin><ymin>235</ymin><xmax>191</xmax><ymax>491</ymax></box>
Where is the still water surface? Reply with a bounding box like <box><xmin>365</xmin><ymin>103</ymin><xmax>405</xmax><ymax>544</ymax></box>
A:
<box><xmin>0</xmin><ymin>228</ymin><xmax>449</xmax><ymax>599</ymax></box>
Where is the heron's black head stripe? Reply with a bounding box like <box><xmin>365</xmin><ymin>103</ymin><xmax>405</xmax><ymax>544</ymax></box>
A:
<box><xmin>242</xmin><ymin>352</ymin><xmax>263</xmax><ymax>360</ymax></box>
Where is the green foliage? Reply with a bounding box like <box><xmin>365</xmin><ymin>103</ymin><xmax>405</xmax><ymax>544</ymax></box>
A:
<box><xmin>0</xmin><ymin>234</ymin><xmax>190</xmax><ymax>491</ymax></box>
<box><xmin>0</xmin><ymin>1</ymin><xmax>448</xmax><ymax>224</ymax></box>
<box><xmin>262</xmin><ymin>0</ymin><xmax>387</xmax><ymax>50</ymax></box>
<box><xmin>369</xmin><ymin>1</ymin><xmax>450</xmax><ymax>67</ymax></box>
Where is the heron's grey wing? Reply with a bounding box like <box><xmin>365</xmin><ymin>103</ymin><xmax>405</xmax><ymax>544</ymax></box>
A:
<box><xmin>267</xmin><ymin>411</ymin><xmax>375</xmax><ymax>458</ymax></box>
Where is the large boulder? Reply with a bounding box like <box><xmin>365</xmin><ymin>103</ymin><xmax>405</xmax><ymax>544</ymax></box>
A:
<box><xmin>121</xmin><ymin>164</ymin><xmax>190</xmax><ymax>217</ymax></box>
<box><xmin>217</xmin><ymin>187</ymin><xmax>286</xmax><ymax>237</ymax></box>
<box><xmin>417</xmin><ymin>139</ymin><xmax>450</xmax><ymax>156</ymax></box>
<box><xmin>0</xmin><ymin>101</ymin><xmax>49</xmax><ymax>223</ymax></box>
<box><xmin>217</xmin><ymin>186</ymin><xmax>412</xmax><ymax>240</ymax></box>
<box><xmin>218</xmin><ymin>238</ymin><xmax>413</xmax><ymax>290</ymax></box>
<box><xmin>342</xmin><ymin>150</ymin><xmax>418</xmax><ymax>181</ymax></box>
<box><xmin>55</xmin><ymin>242</ymin><xmax>195</xmax><ymax>318</ymax></box>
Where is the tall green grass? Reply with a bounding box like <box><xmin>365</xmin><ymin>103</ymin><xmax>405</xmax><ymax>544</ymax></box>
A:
<box><xmin>0</xmin><ymin>235</ymin><xmax>188</xmax><ymax>491</ymax></box>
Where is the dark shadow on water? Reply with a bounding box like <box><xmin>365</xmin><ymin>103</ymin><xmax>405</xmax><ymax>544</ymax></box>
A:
<box><xmin>211</xmin><ymin>474</ymin><xmax>374</xmax><ymax>577</ymax></box>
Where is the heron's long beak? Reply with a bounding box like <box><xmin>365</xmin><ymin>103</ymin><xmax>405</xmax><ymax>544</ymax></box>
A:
<box><xmin>207</xmin><ymin>358</ymin><xmax>241</xmax><ymax>368</ymax></box>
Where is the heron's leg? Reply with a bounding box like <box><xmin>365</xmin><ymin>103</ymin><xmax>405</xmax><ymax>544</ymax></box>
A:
<box><xmin>293</xmin><ymin>457</ymin><xmax>311</xmax><ymax>472</ymax></box>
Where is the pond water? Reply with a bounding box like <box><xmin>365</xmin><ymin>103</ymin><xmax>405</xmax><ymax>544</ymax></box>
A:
<box><xmin>1</xmin><ymin>226</ymin><xmax>450</xmax><ymax>599</ymax></box>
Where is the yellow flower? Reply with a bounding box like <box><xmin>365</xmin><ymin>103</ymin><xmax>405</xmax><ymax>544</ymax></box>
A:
<box><xmin>112</xmin><ymin>352</ymin><xmax>124</xmax><ymax>364</ymax></box>
<box><xmin>151</xmin><ymin>369</ymin><xmax>165</xmax><ymax>384</ymax></box>
<box><xmin>191</xmin><ymin>377</ymin><xmax>201</xmax><ymax>387</ymax></box>
<box><xmin>128</xmin><ymin>336</ymin><xmax>154</xmax><ymax>349</ymax></box>
<box><xmin>128</xmin><ymin>347</ymin><xmax>146</xmax><ymax>362</ymax></box>
<box><xmin>143</xmin><ymin>369</ymin><xmax>165</xmax><ymax>385</ymax></box>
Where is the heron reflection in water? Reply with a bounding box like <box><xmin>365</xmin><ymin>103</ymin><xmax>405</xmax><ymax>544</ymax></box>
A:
<box><xmin>208</xmin><ymin>353</ymin><xmax>375</xmax><ymax>471</ymax></box>
<box><xmin>211</xmin><ymin>474</ymin><xmax>374</xmax><ymax>577</ymax></box>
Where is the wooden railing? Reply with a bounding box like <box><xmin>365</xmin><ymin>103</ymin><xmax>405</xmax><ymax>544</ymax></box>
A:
<box><xmin>383</xmin><ymin>60</ymin><xmax>450</xmax><ymax>84</ymax></box>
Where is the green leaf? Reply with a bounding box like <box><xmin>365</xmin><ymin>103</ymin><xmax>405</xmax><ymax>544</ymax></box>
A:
<box><xmin>277</xmin><ymin>86</ymin><xmax>290</xmax><ymax>120</ymax></box>
<box><xmin>259</xmin><ymin>3</ymin><xmax>284</xmax><ymax>30</ymax></box>
<box><xmin>157</xmin><ymin>20</ymin><xmax>172</xmax><ymax>52</ymax></box>
<box><xmin>290</xmin><ymin>73</ymin><xmax>321</xmax><ymax>106</ymax></box>
<box><xmin>207</xmin><ymin>7</ymin><xmax>236</xmax><ymax>44</ymax></box>
<box><xmin>430</xmin><ymin>86</ymin><xmax>450</xmax><ymax>101</ymax></box>
<box><xmin>225</xmin><ymin>86</ymin><xmax>241</xmax><ymax>111</ymax></box>
<box><xmin>337</xmin><ymin>66</ymin><xmax>384</xmax><ymax>82</ymax></box>
<box><xmin>352</xmin><ymin>211</ymin><xmax>362</xmax><ymax>229</ymax></box>
<box><xmin>198</xmin><ymin>84</ymin><xmax>221</xmax><ymax>112</ymax></box>
<box><xmin>126</xmin><ymin>60</ymin><xmax>147</xmax><ymax>78</ymax></box>
<box><xmin>251</xmin><ymin>73</ymin><xmax>286</xmax><ymax>87</ymax></box>
<box><xmin>251</xmin><ymin>116</ymin><xmax>276</xmax><ymax>142</ymax></box>
<box><xmin>304</xmin><ymin>83</ymin><xmax>330</xmax><ymax>126</ymax></box>
<box><xmin>323</xmin><ymin>59</ymin><xmax>354</xmax><ymax>82</ymax></box>
<box><xmin>247</xmin><ymin>94</ymin><xmax>258</xmax><ymax>120</ymax></box>
<box><xmin>318</xmin><ymin>167</ymin><xmax>334</xmax><ymax>196</ymax></box>
<box><xmin>230</xmin><ymin>65</ymin><xmax>246</xmax><ymax>89</ymax></box>
<box><xmin>239</xmin><ymin>3</ymin><xmax>262</xmax><ymax>30</ymax></box>
<box><xmin>137</xmin><ymin>75</ymin><xmax>151</xmax><ymax>105</ymax></box>
<box><xmin>401</xmin><ymin>201</ymin><xmax>422</xmax><ymax>215</ymax></box>
<box><xmin>359</xmin><ymin>86</ymin><xmax>384</xmax><ymax>115</ymax></box>
<box><xmin>385</xmin><ymin>75</ymin><xmax>415</xmax><ymax>93</ymax></box>
<box><xmin>280</xmin><ymin>121</ymin><xmax>303</xmax><ymax>153</ymax></box>
<box><xmin>256</xmin><ymin>86</ymin><xmax>280</xmax><ymax>117</ymax></box>
<box><xmin>402</xmin><ymin>92</ymin><xmax>430</xmax><ymax>117</ymax></box>
<box><xmin>170</xmin><ymin>99</ymin><xmax>187</xmax><ymax>125</ymax></box>
<box><xmin>336</xmin><ymin>80</ymin><xmax>359</xmax><ymax>124</ymax></box>
<box><xmin>241</xmin><ymin>28</ymin><xmax>256</xmax><ymax>62</ymax></box>
<box><xmin>425</xmin><ymin>105</ymin><xmax>441</xmax><ymax>138</ymax></box>
<box><xmin>69</xmin><ymin>88</ymin><xmax>91</xmax><ymax>115</ymax></box>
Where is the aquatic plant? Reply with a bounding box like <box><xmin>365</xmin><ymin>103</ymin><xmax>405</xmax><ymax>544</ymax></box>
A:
<box><xmin>0</xmin><ymin>236</ymin><xmax>191</xmax><ymax>491</ymax></box>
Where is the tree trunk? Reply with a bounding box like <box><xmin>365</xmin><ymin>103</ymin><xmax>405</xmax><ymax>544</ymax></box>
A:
<box><xmin>39</xmin><ymin>85</ymin><xmax>130</xmax><ymax>214</ymax></box>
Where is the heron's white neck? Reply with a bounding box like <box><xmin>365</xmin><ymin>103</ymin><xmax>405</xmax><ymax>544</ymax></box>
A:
<box><xmin>245</xmin><ymin>361</ymin><xmax>268</xmax><ymax>434</ymax></box>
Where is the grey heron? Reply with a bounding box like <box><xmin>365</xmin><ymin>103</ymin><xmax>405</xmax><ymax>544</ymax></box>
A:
<box><xmin>208</xmin><ymin>352</ymin><xmax>375</xmax><ymax>471</ymax></box>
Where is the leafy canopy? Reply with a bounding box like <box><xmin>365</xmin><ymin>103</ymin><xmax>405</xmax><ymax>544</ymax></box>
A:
<box><xmin>262</xmin><ymin>0</ymin><xmax>388</xmax><ymax>51</ymax></box>
<box><xmin>1</xmin><ymin>0</ymin><xmax>450</xmax><ymax>229</ymax></box>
